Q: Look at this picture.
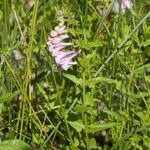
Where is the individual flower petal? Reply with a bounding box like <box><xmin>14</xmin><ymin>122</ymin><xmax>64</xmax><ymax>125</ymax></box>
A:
<box><xmin>56</xmin><ymin>52</ymin><xmax>77</xmax><ymax>65</ymax></box>
<box><xmin>61</xmin><ymin>60</ymin><xmax>77</xmax><ymax>70</ymax></box>
<box><xmin>48</xmin><ymin>34</ymin><xmax>69</xmax><ymax>44</ymax></box>
<box><xmin>55</xmin><ymin>25</ymin><xmax>66</xmax><ymax>34</ymax></box>
<box><xmin>61</xmin><ymin>63</ymin><xmax>77</xmax><ymax>70</ymax></box>
<box><xmin>54</xmin><ymin>50</ymin><xmax>76</xmax><ymax>61</ymax></box>
<box><xmin>57</xmin><ymin>56</ymin><xmax>77</xmax><ymax>71</ymax></box>
<box><xmin>50</xmin><ymin>30</ymin><xmax>58</xmax><ymax>37</ymax></box>
<box><xmin>55</xmin><ymin>51</ymin><xmax>78</xmax><ymax>70</ymax></box>
<box><xmin>53</xmin><ymin>42</ymin><xmax>72</xmax><ymax>48</ymax></box>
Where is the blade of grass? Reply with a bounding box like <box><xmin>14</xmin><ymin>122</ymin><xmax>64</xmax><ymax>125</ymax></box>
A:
<box><xmin>94</xmin><ymin>12</ymin><xmax>150</xmax><ymax>77</ymax></box>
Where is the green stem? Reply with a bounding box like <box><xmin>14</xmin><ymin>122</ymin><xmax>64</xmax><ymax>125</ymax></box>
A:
<box><xmin>49</xmin><ymin>57</ymin><xmax>74</xmax><ymax>148</ymax></box>
<box><xmin>19</xmin><ymin>102</ymin><xmax>25</xmax><ymax>140</ymax></box>
<box><xmin>82</xmin><ymin>73</ymin><xmax>89</xmax><ymax>149</ymax></box>
<box><xmin>27</xmin><ymin>0</ymin><xmax>39</xmax><ymax>129</ymax></box>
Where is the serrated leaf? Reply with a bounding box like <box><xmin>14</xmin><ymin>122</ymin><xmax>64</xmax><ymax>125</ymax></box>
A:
<box><xmin>68</xmin><ymin>120</ymin><xmax>85</xmax><ymax>132</ymax></box>
<box><xmin>0</xmin><ymin>140</ymin><xmax>31</xmax><ymax>150</ymax></box>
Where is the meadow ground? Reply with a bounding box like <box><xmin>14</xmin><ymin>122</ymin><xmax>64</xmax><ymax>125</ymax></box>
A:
<box><xmin>0</xmin><ymin>0</ymin><xmax>150</xmax><ymax>149</ymax></box>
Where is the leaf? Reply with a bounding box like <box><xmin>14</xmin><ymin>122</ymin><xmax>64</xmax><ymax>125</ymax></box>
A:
<box><xmin>68</xmin><ymin>120</ymin><xmax>85</xmax><ymax>132</ymax></box>
<box><xmin>145</xmin><ymin>75</ymin><xmax>150</xmax><ymax>82</ymax></box>
<box><xmin>36</xmin><ymin>83</ymin><xmax>48</xmax><ymax>101</ymax></box>
<box><xmin>75</xmin><ymin>39</ymin><xmax>103</xmax><ymax>50</ymax></box>
<box><xmin>86</xmin><ymin>77</ymin><xmax>121</xmax><ymax>89</ymax></box>
<box><xmin>111</xmin><ymin>126</ymin><xmax>150</xmax><ymax>150</ymax></box>
<box><xmin>32</xmin><ymin>133</ymin><xmax>45</xmax><ymax>145</ymax></box>
<box><xmin>63</xmin><ymin>74</ymin><xmax>81</xmax><ymax>85</ymax></box>
<box><xmin>69</xmin><ymin>28</ymin><xmax>89</xmax><ymax>37</ymax></box>
<box><xmin>101</xmin><ymin>109</ymin><xmax>121</xmax><ymax>120</ymax></box>
<box><xmin>134</xmin><ymin>64</ymin><xmax>150</xmax><ymax>75</ymax></box>
<box><xmin>89</xmin><ymin>122</ymin><xmax>121</xmax><ymax>132</ymax></box>
<box><xmin>88</xmin><ymin>138</ymin><xmax>97</xmax><ymax>149</ymax></box>
<box><xmin>141</xmin><ymin>39</ymin><xmax>150</xmax><ymax>47</ymax></box>
<box><xmin>0</xmin><ymin>139</ymin><xmax>31</xmax><ymax>150</ymax></box>
<box><xmin>136</xmin><ymin>110</ymin><xmax>150</xmax><ymax>125</ymax></box>
<box><xmin>0</xmin><ymin>90</ymin><xmax>21</xmax><ymax>104</ymax></box>
<box><xmin>131</xmin><ymin>32</ymin><xmax>141</xmax><ymax>46</ymax></box>
<box><xmin>85</xmin><ymin>92</ymin><xmax>95</xmax><ymax>106</ymax></box>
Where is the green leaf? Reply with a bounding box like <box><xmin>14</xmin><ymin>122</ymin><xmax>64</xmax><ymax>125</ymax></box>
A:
<box><xmin>88</xmin><ymin>138</ymin><xmax>97</xmax><ymax>149</ymax></box>
<box><xmin>131</xmin><ymin>32</ymin><xmax>141</xmax><ymax>46</ymax></box>
<box><xmin>145</xmin><ymin>75</ymin><xmax>150</xmax><ymax>82</ymax></box>
<box><xmin>141</xmin><ymin>39</ymin><xmax>150</xmax><ymax>47</ymax></box>
<box><xmin>86</xmin><ymin>77</ymin><xmax>121</xmax><ymax>89</ymax></box>
<box><xmin>136</xmin><ymin>110</ymin><xmax>150</xmax><ymax>125</ymax></box>
<box><xmin>0</xmin><ymin>90</ymin><xmax>21</xmax><ymax>104</ymax></box>
<box><xmin>134</xmin><ymin>64</ymin><xmax>150</xmax><ymax>75</ymax></box>
<box><xmin>101</xmin><ymin>109</ymin><xmax>121</xmax><ymax>120</ymax></box>
<box><xmin>69</xmin><ymin>28</ymin><xmax>89</xmax><ymax>37</ymax></box>
<box><xmin>85</xmin><ymin>92</ymin><xmax>95</xmax><ymax>106</ymax></box>
<box><xmin>63</xmin><ymin>74</ymin><xmax>81</xmax><ymax>85</ymax></box>
<box><xmin>0</xmin><ymin>139</ymin><xmax>31</xmax><ymax>150</ymax></box>
<box><xmin>68</xmin><ymin>120</ymin><xmax>85</xmax><ymax>132</ymax></box>
<box><xmin>75</xmin><ymin>39</ymin><xmax>103</xmax><ymax>50</ymax></box>
<box><xmin>89</xmin><ymin>122</ymin><xmax>121</xmax><ymax>132</ymax></box>
<box><xmin>36</xmin><ymin>83</ymin><xmax>48</xmax><ymax>101</ymax></box>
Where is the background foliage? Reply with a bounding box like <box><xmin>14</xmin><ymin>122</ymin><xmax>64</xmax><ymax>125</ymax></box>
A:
<box><xmin>0</xmin><ymin>0</ymin><xmax>150</xmax><ymax>149</ymax></box>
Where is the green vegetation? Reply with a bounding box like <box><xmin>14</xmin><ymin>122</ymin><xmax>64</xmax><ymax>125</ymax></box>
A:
<box><xmin>0</xmin><ymin>0</ymin><xmax>150</xmax><ymax>149</ymax></box>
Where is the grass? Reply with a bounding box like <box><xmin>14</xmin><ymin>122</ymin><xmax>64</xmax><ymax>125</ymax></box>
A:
<box><xmin>0</xmin><ymin>0</ymin><xmax>150</xmax><ymax>149</ymax></box>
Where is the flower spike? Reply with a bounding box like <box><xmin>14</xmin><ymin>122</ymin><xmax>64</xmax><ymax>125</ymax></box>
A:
<box><xmin>47</xmin><ymin>23</ymin><xmax>78</xmax><ymax>71</ymax></box>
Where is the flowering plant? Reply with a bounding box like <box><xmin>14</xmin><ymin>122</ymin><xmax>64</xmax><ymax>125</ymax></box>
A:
<box><xmin>47</xmin><ymin>23</ymin><xmax>78</xmax><ymax>71</ymax></box>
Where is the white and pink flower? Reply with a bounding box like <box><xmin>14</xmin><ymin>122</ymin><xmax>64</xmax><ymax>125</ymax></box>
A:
<box><xmin>47</xmin><ymin>23</ymin><xmax>78</xmax><ymax>71</ymax></box>
<box><xmin>115</xmin><ymin>0</ymin><xmax>133</xmax><ymax>13</ymax></box>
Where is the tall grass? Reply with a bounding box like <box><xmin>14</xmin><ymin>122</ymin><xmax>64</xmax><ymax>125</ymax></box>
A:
<box><xmin>0</xmin><ymin>0</ymin><xmax>150</xmax><ymax>149</ymax></box>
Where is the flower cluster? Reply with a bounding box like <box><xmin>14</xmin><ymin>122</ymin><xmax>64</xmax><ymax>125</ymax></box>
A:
<box><xmin>47</xmin><ymin>23</ymin><xmax>78</xmax><ymax>71</ymax></box>
<box><xmin>115</xmin><ymin>0</ymin><xmax>133</xmax><ymax>13</ymax></box>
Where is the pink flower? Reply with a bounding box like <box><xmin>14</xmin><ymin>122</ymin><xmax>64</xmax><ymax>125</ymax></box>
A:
<box><xmin>47</xmin><ymin>23</ymin><xmax>78</xmax><ymax>71</ymax></box>
<box><xmin>115</xmin><ymin>0</ymin><xmax>133</xmax><ymax>13</ymax></box>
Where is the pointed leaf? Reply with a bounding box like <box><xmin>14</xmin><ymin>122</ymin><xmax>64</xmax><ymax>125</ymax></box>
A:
<box><xmin>89</xmin><ymin>122</ymin><xmax>121</xmax><ymax>132</ymax></box>
<box><xmin>36</xmin><ymin>83</ymin><xmax>48</xmax><ymax>101</ymax></box>
<box><xmin>68</xmin><ymin>120</ymin><xmax>85</xmax><ymax>132</ymax></box>
<box><xmin>63</xmin><ymin>74</ymin><xmax>81</xmax><ymax>85</ymax></box>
